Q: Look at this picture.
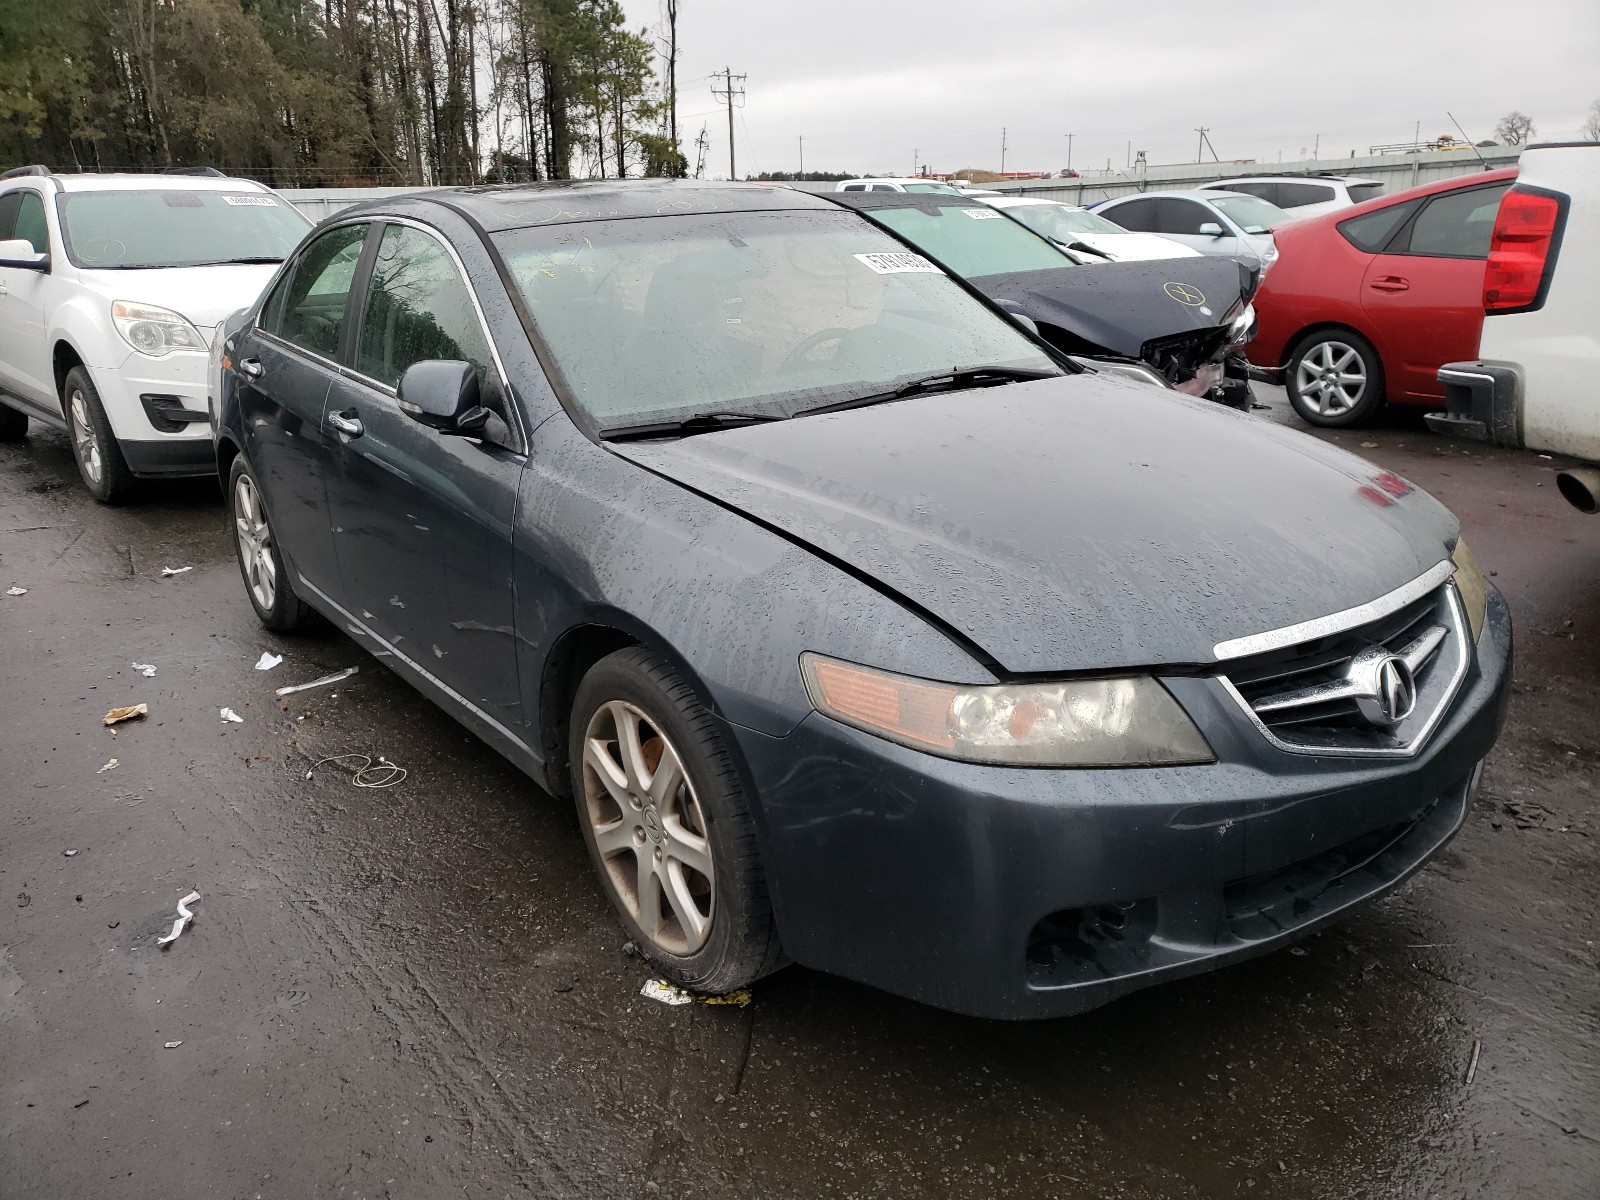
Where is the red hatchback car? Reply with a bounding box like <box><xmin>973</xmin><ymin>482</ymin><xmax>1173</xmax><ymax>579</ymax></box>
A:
<box><xmin>1249</xmin><ymin>168</ymin><xmax>1517</xmax><ymax>426</ymax></box>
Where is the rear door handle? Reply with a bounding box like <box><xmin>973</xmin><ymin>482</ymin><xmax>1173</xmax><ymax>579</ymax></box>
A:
<box><xmin>237</xmin><ymin>357</ymin><xmax>264</xmax><ymax>379</ymax></box>
<box><xmin>1369</xmin><ymin>276</ymin><xmax>1410</xmax><ymax>293</ymax></box>
<box><xmin>327</xmin><ymin>409</ymin><xmax>364</xmax><ymax>439</ymax></box>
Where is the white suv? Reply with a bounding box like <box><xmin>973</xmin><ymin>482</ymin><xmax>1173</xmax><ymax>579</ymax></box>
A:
<box><xmin>0</xmin><ymin>168</ymin><xmax>310</xmax><ymax>502</ymax></box>
<box><xmin>1197</xmin><ymin>174</ymin><xmax>1384</xmax><ymax>219</ymax></box>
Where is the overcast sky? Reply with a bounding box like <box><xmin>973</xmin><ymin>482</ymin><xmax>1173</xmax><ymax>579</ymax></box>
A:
<box><xmin>622</xmin><ymin>0</ymin><xmax>1600</xmax><ymax>178</ymax></box>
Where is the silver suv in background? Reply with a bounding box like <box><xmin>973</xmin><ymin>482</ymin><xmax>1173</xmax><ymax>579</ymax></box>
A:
<box><xmin>1198</xmin><ymin>174</ymin><xmax>1385</xmax><ymax>219</ymax></box>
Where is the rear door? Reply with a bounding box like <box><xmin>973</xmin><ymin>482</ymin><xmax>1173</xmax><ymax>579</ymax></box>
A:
<box><xmin>235</xmin><ymin>220</ymin><xmax>371</xmax><ymax>596</ymax></box>
<box><xmin>1359</xmin><ymin>181</ymin><xmax>1511</xmax><ymax>401</ymax></box>
<box><xmin>321</xmin><ymin>220</ymin><xmax>527</xmax><ymax>743</ymax></box>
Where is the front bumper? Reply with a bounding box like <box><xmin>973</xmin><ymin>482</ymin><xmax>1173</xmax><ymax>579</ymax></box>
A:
<box><xmin>89</xmin><ymin>344</ymin><xmax>215</xmax><ymax>476</ymax></box>
<box><xmin>733</xmin><ymin>589</ymin><xmax>1512</xmax><ymax>1019</ymax></box>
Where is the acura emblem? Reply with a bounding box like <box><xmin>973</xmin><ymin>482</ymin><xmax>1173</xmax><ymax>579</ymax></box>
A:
<box><xmin>1347</xmin><ymin>649</ymin><xmax>1418</xmax><ymax>727</ymax></box>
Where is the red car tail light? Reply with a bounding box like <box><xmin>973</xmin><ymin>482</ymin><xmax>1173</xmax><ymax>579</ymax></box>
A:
<box><xmin>1483</xmin><ymin>187</ymin><xmax>1567</xmax><ymax>314</ymax></box>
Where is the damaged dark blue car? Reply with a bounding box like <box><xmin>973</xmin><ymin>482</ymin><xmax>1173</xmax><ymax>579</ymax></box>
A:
<box><xmin>212</xmin><ymin>180</ymin><xmax>1511</xmax><ymax>1019</ymax></box>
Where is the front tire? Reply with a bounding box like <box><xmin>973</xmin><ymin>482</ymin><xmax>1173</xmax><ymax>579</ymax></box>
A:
<box><xmin>228</xmin><ymin>456</ymin><xmax>315</xmax><ymax>632</ymax></box>
<box><xmin>1285</xmin><ymin>330</ymin><xmax>1385</xmax><ymax>427</ymax></box>
<box><xmin>64</xmin><ymin>366</ymin><xmax>137</xmax><ymax>503</ymax></box>
<box><xmin>570</xmin><ymin>648</ymin><xmax>783</xmax><ymax>994</ymax></box>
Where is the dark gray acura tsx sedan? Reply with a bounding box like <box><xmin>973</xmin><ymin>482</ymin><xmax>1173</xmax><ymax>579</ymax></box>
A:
<box><xmin>212</xmin><ymin>180</ymin><xmax>1510</xmax><ymax>1019</ymax></box>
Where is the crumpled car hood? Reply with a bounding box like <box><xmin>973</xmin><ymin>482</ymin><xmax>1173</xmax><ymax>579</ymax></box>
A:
<box><xmin>971</xmin><ymin>256</ymin><xmax>1257</xmax><ymax>358</ymax></box>
<box><xmin>612</xmin><ymin>376</ymin><xmax>1457</xmax><ymax>674</ymax></box>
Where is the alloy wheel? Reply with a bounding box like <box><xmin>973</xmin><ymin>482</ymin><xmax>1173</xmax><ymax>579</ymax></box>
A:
<box><xmin>233</xmin><ymin>473</ymin><xmax>278</xmax><ymax>611</ymax></box>
<box><xmin>1294</xmin><ymin>340</ymin><xmax>1368</xmax><ymax>417</ymax></box>
<box><xmin>68</xmin><ymin>389</ymin><xmax>102</xmax><ymax>486</ymax></box>
<box><xmin>581</xmin><ymin>700</ymin><xmax>715</xmax><ymax>955</ymax></box>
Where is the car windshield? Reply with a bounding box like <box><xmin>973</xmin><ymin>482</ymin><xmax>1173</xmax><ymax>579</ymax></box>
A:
<box><xmin>858</xmin><ymin>204</ymin><xmax>1074</xmax><ymax>278</ymax></box>
<box><xmin>494</xmin><ymin>209</ymin><xmax>1056</xmax><ymax>430</ymax></box>
<box><xmin>1002</xmin><ymin>204</ymin><xmax>1127</xmax><ymax>240</ymax></box>
<box><xmin>1207</xmin><ymin>195</ymin><xmax>1289</xmax><ymax>235</ymax></box>
<box><xmin>57</xmin><ymin>189</ymin><xmax>311</xmax><ymax>269</ymax></box>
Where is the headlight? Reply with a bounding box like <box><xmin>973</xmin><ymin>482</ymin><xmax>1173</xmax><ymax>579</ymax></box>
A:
<box><xmin>112</xmin><ymin>300</ymin><xmax>207</xmax><ymax>357</ymax></box>
<box><xmin>799</xmin><ymin>653</ymin><xmax>1214</xmax><ymax>767</ymax></box>
<box><xmin>1227</xmin><ymin>302</ymin><xmax>1257</xmax><ymax>345</ymax></box>
<box><xmin>1452</xmin><ymin>537</ymin><xmax>1487</xmax><ymax>642</ymax></box>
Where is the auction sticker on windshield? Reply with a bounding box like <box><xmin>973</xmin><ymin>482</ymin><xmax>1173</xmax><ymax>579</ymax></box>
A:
<box><xmin>221</xmin><ymin>195</ymin><xmax>279</xmax><ymax>206</ymax></box>
<box><xmin>962</xmin><ymin>208</ymin><xmax>1003</xmax><ymax>219</ymax></box>
<box><xmin>854</xmin><ymin>251</ymin><xmax>941</xmax><ymax>274</ymax></box>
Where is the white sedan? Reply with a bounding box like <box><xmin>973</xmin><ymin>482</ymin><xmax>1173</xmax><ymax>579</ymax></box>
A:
<box><xmin>979</xmin><ymin>196</ymin><xmax>1200</xmax><ymax>262</ymax></box>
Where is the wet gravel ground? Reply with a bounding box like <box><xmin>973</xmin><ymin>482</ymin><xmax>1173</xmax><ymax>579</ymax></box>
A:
<box><xmin>2</xmin><ymin>390</ymin><xmax>1597</xmax><ymax>1199</ymax></box>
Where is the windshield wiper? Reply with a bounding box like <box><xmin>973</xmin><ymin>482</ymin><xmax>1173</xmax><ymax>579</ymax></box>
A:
<box><xmin>1061</xmin><ymin>239</ymin><xmax>1113</xmax><ymax>261</ymax></box>
<box><xmin>188</xmin><ymin>256</ymin><xmax>286</xmax><ymax>266</ymax></box>
<box><xmin>601</xmin><ymin>411</ymin><xmax>786</xmax><ymax>442</ymax></box>
<box><xmin>799</xmin><ymin>365</ymin><xmax>1060</xmax><ymax>418</ymax></box>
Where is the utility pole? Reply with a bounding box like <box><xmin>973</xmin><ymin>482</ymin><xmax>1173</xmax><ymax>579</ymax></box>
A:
<box><xmin>798</xmin><ymin>135</ymin><xmax>804</xmax><ymax>178</ymax></box>
<box><xmin>1313</xmin><ymin>132</ymin><xmax>1319</xmax><ymax>161</ymax></box>
<box><xmin>662</xmin><ymin>0</ymin><xmax>680</xmax><ymax>173</ymax></box>
<box><xmin>710</xmin><ymin>68</ymin><xmax>746</xmax><ymax>179</ymax></box>
<box><xmin>1064</xmin><ymin>132</ymin><xmax>1074</xmax><ymax>173</ymax></box>
<box><xmin>913</xmin><ymin>147</ymin><xmax>918</xmax><ymax>176</ymax></box>
<box><xmin>1000</xmin><ymin>127</ymin><xmax>1007</xmax><ymax>174</ymax></box>
<box><xmin>1195</xmin><ymin>127</ymin><xmax>1208</xmax><ymax>164</ymax></box>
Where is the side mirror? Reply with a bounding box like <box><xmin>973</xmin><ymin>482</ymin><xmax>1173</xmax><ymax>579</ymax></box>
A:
<box><xmin>1197</xmin><ymin>222</ymin><xmax>1225</xmax><ymax>238</ymax></box>
<box><xmin>0</xmin><ymin>238</ymin><xmax>49</xmax><ymax>271</ymax></box>
<box><xmin>397</xmin><ymin>359</ymin><xmax>490</xmax><ymax>436</ymax></box>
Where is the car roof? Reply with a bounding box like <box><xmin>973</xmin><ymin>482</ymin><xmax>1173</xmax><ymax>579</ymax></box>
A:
<box><xmin>982</xmin><ymin>196</ymin><xmax>1075</xmax><ymax>209</ymax></box>
<box><xmin>1201</xmin><ymin>174</ymin><xmax>1381</xmax><ymax>187</ymax></box>
<box><xmin>1101</xmin><ymin>190</ymin><xmax>1247</xmax><ymax>203</ymax></box>
<box><xmin>841</xmin><ymin>178</ymin><xmax>946</xmax><ymax>185</ymax></box>
<box><xmin>46</xmin><ymin>173</ymin><xmax>273</xmax><ymax>194</ymax></box>
<box><xmin>358</xmin><ymin>179</ymin><xmax>835</xmax><ymax>232</ymax></box>
<box><xmin>827</xmin><ymin>191</ymin><xmax>1001</xmax><ymax>212</ymax></box>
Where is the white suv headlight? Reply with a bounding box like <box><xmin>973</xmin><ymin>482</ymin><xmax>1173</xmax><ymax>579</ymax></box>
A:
<box><xmin>800</xmin><ymin>653</ymin><xmax>1214</xmax><ymax>767</ymax></box>
<box><xmin>112</xmin><ymin>301</ymin><xmax>207</xmax><ymax>357</ymax></box>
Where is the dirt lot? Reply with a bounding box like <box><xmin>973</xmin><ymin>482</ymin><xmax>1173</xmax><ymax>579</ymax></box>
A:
<box><xmin>3</xmin><ymin>391</ymin><xmax>1596</xmax><ymax>1199</ymax></box>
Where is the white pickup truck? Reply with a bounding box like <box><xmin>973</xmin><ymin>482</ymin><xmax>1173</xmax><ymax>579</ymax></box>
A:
<box><xmin>1427</xmin><ymin>143</ymin><xmax>1600</xmax><ymax>512</ymax></box>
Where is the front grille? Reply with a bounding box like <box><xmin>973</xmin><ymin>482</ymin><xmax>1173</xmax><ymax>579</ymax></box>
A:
<box><xmin>1219</xmin><ymin>583</ymin><xmax>1465</xmax><ymax>755</ymax></box>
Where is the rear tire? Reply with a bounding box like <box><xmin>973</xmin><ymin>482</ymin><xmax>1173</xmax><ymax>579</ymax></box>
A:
<box><xmin>569</xmin><ymin>648</ymin><xmax>784</xmax><ymax>994</ymax></box>
<box><xmin>228</xmin><ymin>456</ymin><xmax>316</xmax><ymax>632</ymax></box>
<box><xmin>0</xmin><ymin>404</ymin><xmax>27</xmax><ymax>441</ymax></box>
<box><xmin>64</xmin><ymin>367</ymin><xmax>137</xmax><ymax>503</ymax></box>
<box><xmin>1285</xmin><ymin>330</ymin><xmax>1385</xmax><ymax>427</ymax></box>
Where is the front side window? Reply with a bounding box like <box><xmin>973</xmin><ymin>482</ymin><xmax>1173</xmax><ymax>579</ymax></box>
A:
<box><xmin>1156</xmin><ymin>199</ymin><xmax>1217</xmax><ymax>235</ymax></box>
<box><xmin>1207</xmin><ymin>194</ymin><xmax>1289</xmax><ymax>234</ymax></box>
<box><xmin>266</xmin><ymin>223</ymin><xmax>369</xmax><ymax>360</ymax></box>
<box><xmin>1399</xmin><ymin>184</ymin><xmax>1511</xmax><ymax>258</ymax></box>
<box><xmin>57</xmin><ymin>189</ymin><xmax>309</xmax><ymax>269</ymax></box>
<box><xmin>494</xmin><ymin>209</ymin><xmax>1056</xmax><ymax>431</ymax></box>
<box><xmin>862</xmin><ymin>204</ymin><xmax>1072</xmax><ymax>277</ymax></box>
<box><xmin>356</xmin><ymin>224</ymin><xmax>493</xmax><ymax>389</ymax></box>
<box><xmin>12</xmin><ymin>192</ymin><xmax>48</xmax><ymax>253</ymax></box>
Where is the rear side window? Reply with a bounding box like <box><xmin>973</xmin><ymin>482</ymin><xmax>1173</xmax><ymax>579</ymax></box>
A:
<box><xmin>1223</xmin><ymin>182</ymin><xmax>1278</xmax><ymax>203</ymax></box>
<box><xmin>1401</xmin><ymin>184</ymin><xmax>1512</xmax><ymax>258</ymax></box>
<box><xmin>1103</xmin><ymin>198</ymin><xmax>1158</xmax><ymax>231</ymax></box>
<box><xmin>840</xmin><ymin>183</ymin><xmax>866</xmax><ymax>192</ymax></box>
<box><xmin>1337</xmin><ymin>200</ymin><xmax>1421</xmax><ymax>253</ymax></box>
<box><xmin>1276</xmin><ymin>182</ymin><xmax>1336</xmax><ymax>208</ymax></box>
<box><xmin>1347</xmin><ymin>182</ymin><xmax>1384</xmax><ymax>204</ymax></box>
<box><xmin>265</xmin><ymin>223</ymin><xmax>369</xmax><ymax>360</ymax></box>
<box><xmin>356</xmin><ymin>224</ymin><xmax>492</xmax><ymax>390</ymax></box>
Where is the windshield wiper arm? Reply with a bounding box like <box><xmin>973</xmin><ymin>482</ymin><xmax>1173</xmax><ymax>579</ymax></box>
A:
<box><xmin>188</xmin><ymin>256</ymin><xmax>286</xmax><ymax>266</ymax></box>
<box><xmin>799</xmin><ymin>365</ymin><xmax>1060</xmax><ymax>418</ymax></box>
<box><xmin>601</xmin><ymin>411</ymin><xmax>785</xmax><ymax>442</ymax></box>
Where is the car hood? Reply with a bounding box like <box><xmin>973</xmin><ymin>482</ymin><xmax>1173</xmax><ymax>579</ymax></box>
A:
<box><xmin>968</xmin><ymin>257</ymin><xmax>1257</xmax><ymax>358</ymax></box>
<box><xmin>1076</xmin><ymin>232</ymin><xmax>1202</xmax><ymax>261</ymax></box>
<box><xmin>612</xmin><ymin>377</ymin><xmax>1457</xmax><ymax>674</ymax></box>
<box><xmin>73</xmin><ymin>264</ymin><xmax>281</xmax><ymax>330</ymax></box>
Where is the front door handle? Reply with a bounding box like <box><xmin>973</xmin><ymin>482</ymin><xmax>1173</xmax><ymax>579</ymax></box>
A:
<box><xmin>237</xmin><ymin>357</ymin><xmax>264</xmax><ymax>379</ymax></box>
<box><xmin>327</xmin><ymin>409</ymin><xmax>364</xmax><ymax>439</ymax></box>
<box><xmin>1369</xmin><ymin>276</ymin><xmax>1410</xmax><ymax>293</ymax></box>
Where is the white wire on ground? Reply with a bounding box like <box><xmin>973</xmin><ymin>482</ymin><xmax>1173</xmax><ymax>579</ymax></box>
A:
<box><xmin>306</xmin><ymin>753</ymin><xmax>407</xmax><ymax>789</ymax></box>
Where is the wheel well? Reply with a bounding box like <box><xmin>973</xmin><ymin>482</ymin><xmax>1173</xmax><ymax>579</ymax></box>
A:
<box><xmin>1284</xmin><ymin>322</ymin><xmax>1377</xmax><ymax>364</ymax></box>
<box><xmin>52</xmin><ymin>341</ymin><xmax>83</xmax><ymax>397</ymax></box>
<box><xmin>216</xmin><ymin>434</ymin><xmax>240</xmax><ymax>491</ymax></box>
<box><xmin>539</xmin><ymin>625</ymin><xmax>640</xmax><ymax>800</ymax></box>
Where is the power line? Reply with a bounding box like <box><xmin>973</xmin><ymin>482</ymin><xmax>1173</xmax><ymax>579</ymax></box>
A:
<box><xmin>709</xmin><ymin>67</ymin><xmax>746</xmax><ymax>179</ymax></box>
